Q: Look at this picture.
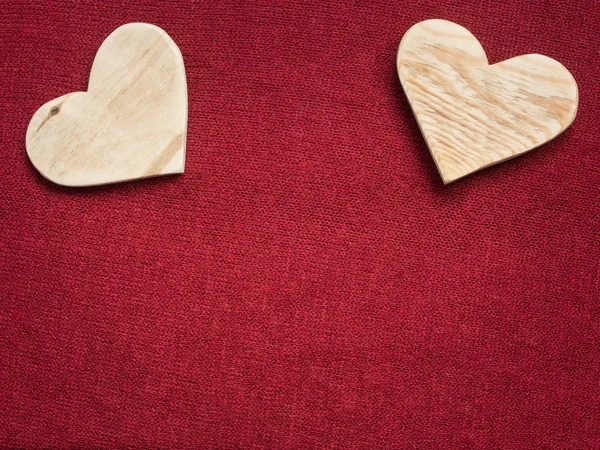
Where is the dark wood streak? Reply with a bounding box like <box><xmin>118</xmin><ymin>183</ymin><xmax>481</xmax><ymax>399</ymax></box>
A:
<box><xmin>35</xmin><ymin>98</ymin><xmax>67</xmax><ymax>133</ymax></box>
<box><xmin>144</xmin><ymin>134</ymin><xmax>183</xmax><ymax>176</ymax></box>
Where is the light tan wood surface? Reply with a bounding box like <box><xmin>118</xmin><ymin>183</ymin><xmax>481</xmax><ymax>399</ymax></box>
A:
<box><xmin>397</xmin><ymin>19</ymin><xmax>578</xmax><ymax>184</ymax></box>
<box><xmin>26</xmin><ymin>23</ymin><xmax>187</xmax><ymax>186</ymax></box>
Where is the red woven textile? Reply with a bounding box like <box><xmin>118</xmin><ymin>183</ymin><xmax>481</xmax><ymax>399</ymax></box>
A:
<box><xmin>1</xmin><ymin>1</ymin><xmax>599</xmax><ymax>448</ymax></box>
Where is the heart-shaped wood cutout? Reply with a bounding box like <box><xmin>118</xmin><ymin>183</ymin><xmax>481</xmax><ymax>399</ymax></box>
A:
<box><xmin>397</xmin><ymin>19</ymin><xmax>578</xmax><ymax>184</ymax></box>
<box><xmin>26</xmin><ymin>23</ymin><xmax>187</xmax><ymax>186</ymax></box>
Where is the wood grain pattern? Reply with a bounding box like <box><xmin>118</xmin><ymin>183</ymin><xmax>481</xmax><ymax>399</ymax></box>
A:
<box><xmin>26</xmin><ymin>23</ymin><xmax>187</xmax><ymax>186</ymax></box>
<box><xmin>397</xmin><ymin>19</ymin><xmax>578</xmax><ymax>184</ymax></box>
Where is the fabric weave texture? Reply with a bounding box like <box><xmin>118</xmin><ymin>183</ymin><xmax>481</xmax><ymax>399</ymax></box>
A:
<box><xmin>1</xmin><ymin>1</ymin><xmax>599</xmax><ymax>448</ymax></box>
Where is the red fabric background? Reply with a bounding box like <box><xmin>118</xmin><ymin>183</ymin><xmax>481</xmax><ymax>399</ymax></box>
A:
<box><xmin>1</xmin><ymin>1</ymin><xmax>599</xmax><ymax>448</ymax></box>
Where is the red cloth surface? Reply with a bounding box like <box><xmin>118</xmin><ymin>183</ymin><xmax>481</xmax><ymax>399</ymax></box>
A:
<box><xmin>1</xmin><ymin>1</ymin><xmax>599</xmax><ymax>448</ymax></box>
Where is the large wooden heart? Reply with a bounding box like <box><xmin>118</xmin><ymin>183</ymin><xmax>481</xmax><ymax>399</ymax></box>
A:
<box><xmin>397</xmin><ymin>19</ymin><xmax>578</xmax><ymax>184</ymax></box>
<box><xmin>26</xmin><ymin>23</ymin><xmax>187</xmax><ymax>186</ymax></box>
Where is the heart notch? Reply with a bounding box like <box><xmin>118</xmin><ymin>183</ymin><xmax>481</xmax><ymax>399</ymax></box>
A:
<box><xmin>26</xmin><ymin>23</ymin><xmax>187</xmax><ymax>187</ymax></box>
<box><xmin>397</xmin><ymin>19</ymin><xmax>578</xmax><ymax>184</ymax></box>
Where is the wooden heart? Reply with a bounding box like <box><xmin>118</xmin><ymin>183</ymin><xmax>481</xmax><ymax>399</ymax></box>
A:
<box><xmin>26</xmin><ymin>23</ymin><xmax>187</xmax><ymax>186</ymax></box>
<box><xmin>397</xmin><ymin>19</ymin><xmax>578</xmax><ymax>184</ymax></box>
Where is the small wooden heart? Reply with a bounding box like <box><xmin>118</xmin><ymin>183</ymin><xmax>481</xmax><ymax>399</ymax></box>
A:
<box><xmin>26</xmin><ymin>23</ymin><xmax>187</xmax><ymax>186</ymax></box>
<box><xmin>397</xmin><ymin>19</ymin><xmax>578</xmax><ymax>184</ymax></box>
